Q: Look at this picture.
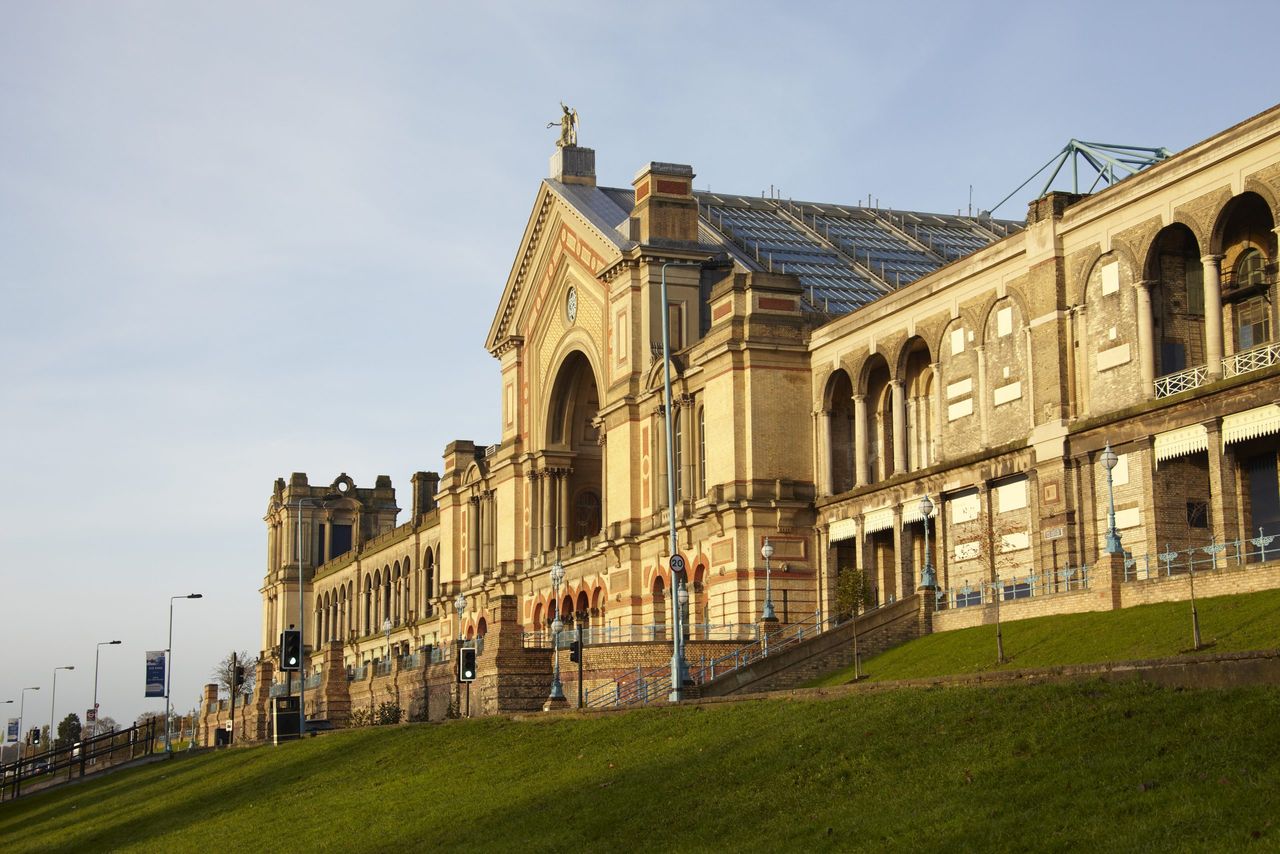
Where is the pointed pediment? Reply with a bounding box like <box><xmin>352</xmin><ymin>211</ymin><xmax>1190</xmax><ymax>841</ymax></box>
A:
<box><xmin>486</xmin><ymin>179</ymin><xmax>635</xmax><ymax>355</ymax></box>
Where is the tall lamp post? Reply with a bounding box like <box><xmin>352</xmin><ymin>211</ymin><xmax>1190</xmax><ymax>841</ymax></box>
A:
<box><xmin>1101</xmin><ymin>442</ymin><xmax>1123</xmax><ymax>555</ymax></box>
<box><xmin>291</xmin><ymin>492</ymin><xmax>344</xmax><ymax>736</ymax></box>
<box><xmin>49</xmin><ymin>666</ymin><xmax>74</xmax><ymax>751</ymax></box>
<box><xmin>165</xmin><ymin>593</ymin><xmax>202</xmax><ymax>753</ymax></box>
<box><xmin>660</xmin><ymin>261</ymin><xmax>702</xmax><ymax>701</ymax></box>
<box><xmin>18</xmin><ymin>687</ymin><xmax>38</xmax><ymax>756</ymax></box>
<box><xmin>547</xmin><ymin>559</ymin><xmax>565</xmax><ymax>702</ymax></box>
<box><xmin>1</xmin><ymin>699</ymin><xmax>11</xmax><ymax>759</ymax></box>
<box><xmin>454</xmin><ymin>591</ymin><xmax>466</xmax><ymax>655</ymax></box>
<box><xmin>761</xmin><ymin>538</ymin><xmax>777</xmax><ymax>621</ymax></box>
<box><xmin>919</xmin><ymin>495</ymin><xmax>937</xmax><ymax>589</ymax></box>
<box><xmin>92</xmin><ymin>640</ymin><xmax>122</xmax><ymax>736</ymax></box>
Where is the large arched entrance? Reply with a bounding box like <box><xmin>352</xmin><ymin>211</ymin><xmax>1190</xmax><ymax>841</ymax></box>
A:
<box><xmin>543</xmin><ymin>351</ymin><xmax>603</xmax><ymax>548</ymax></box>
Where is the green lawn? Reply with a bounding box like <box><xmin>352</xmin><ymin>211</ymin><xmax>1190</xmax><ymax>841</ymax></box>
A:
<box><xmin>2</xmin><ymin>679</ymin><xmax>1278</xmax><ymax>851</ymax></box>
<box><xmin>810</xmin><ymin>587</ymin><xmax>1280</xmax><ymax>688</ymax></box>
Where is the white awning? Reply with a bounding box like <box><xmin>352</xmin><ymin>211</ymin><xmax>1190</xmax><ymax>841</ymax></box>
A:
<box><xmin>901</xmin><ymin>497</ymin><xmax>929</xmax><ymax>525</ymax></box>
<box><xmin>828</xmin><ymin>517</ymin><xmax>858</xmax><ymax>544</ymax></box>
<box><xmin>1222</xmin><ymin>404</ymin><xmax>1280</xmax><ymax>447</ymax></box>
<box><xmin>863</xmin><ymin>507</ymin><xmax>895</xmax><ymax>534</ymax></box>
<box><xmin>1154</xmin><ymin>424</ymin><xmax>1207</xmax><ymax>465</ymax></box>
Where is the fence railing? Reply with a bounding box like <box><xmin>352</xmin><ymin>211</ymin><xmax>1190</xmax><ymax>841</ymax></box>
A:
<box><xmin>1154</xmin><ymin>364</ymin><xmax>1208</xmax><ymax>398</ymax></box>
<box><xmin>1123</xmin><ymin>532</ymin><xmax>1278</xmax><ymax>581</ymax></box>
<box><xmin>1</xmin><ymin>719</ymin><xmax>157</xmax><ymax>801</ymax></box>
<box><xmin>523</xmin><ymin>622</ymin><xmax>760</xmax><ymax>649</ymax></box>
<box><xmin>1221</xmin><ymin>341</ymin><xmax>1280</xmax><ymax>378</ymax></box>
<box><xmin>582</xmin><ymin>610</ymin><xmax>834</xmax><ymax>710</ymax></box>
<box><xmin>938</xmin><ymin>565</ymin><xmax>1091</xmax><ymax>610</ymax></box>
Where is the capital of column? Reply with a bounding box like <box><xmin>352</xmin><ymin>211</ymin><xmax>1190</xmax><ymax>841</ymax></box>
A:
<box><xmin>1134</xmin><ymin>278</ymin><xmax>1156</xmax><ymax>292</ymax></box>
<box><xmin>852</xmin><ymin>393</ymin><xmax>866</xmax><ymax>403</ymax></box>
<box><xmin>1200</xmin><ymin>253</ymin><xmax>1224</xmax><ymax>267</ymax></box>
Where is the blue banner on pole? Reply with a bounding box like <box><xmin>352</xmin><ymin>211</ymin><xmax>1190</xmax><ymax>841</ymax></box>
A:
<box><xmin>145</xmin><ymin>650</ymin><xmax>166</xmax><ymax>698</ymax></box>
<box><xmin>5</xmin><ymin>718</ymin><xmax>17</xmax><ymax>744</ymax></box>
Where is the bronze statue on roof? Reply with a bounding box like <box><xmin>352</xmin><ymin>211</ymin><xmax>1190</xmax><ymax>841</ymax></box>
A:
<box><xmin>548</xmin><ymin>102</ymin><xmax>578</xmax><ymax>148</ymax></box>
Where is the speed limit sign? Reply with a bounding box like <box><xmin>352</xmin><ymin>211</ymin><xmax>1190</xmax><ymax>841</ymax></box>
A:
<box><xmin>669</xmin><ymin>554</ymin><xmax>686</xmax><ymax>574</ymax></box>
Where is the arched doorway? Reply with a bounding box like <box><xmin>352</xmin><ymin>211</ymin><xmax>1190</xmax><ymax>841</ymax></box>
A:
<box><xmin>825</xmin><ymin>370</ymin><xmax>854</xmax><ymax>493</ymax></box>
<box><xmin>544</xmin><ymin>351</ymin><xmax>603</xmax><ymax>548</ymax></box>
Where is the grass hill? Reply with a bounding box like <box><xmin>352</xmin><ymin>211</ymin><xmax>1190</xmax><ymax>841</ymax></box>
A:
<box><xmin>811</xmin><ymin>587</ymin><xmax>1280</xmax><ymax>687</ymax></box>
<box><xmin>2</xmin><ymin>678</ymin><xmax>1278</xmax><ymax>851</ymax></box>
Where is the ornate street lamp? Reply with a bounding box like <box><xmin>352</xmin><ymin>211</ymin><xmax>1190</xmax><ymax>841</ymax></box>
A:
<box><xmin>919</xmin><ymin>494</ymin><xmax>937</xmax><ymax>589</ymax></box>
<box><xmin>1101</xmin><ymin>442</ymin><xmax>1122</xmax><ymax>555</ymax></box>
<box><xmin>760</xmin><ymin>538</ymin><xmax>777</xmax><ymax>621</ymax></box>
<box><xmin>548</xmin><ymin>559</ymin><xmax>566</xmax><ymax>702</ymax></box>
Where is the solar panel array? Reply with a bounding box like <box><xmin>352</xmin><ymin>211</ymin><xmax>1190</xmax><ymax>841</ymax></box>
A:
<box><xmin>697</xmin><ymin>192</ymin><xmax>1021</xmax><ymax>315</ymax></box>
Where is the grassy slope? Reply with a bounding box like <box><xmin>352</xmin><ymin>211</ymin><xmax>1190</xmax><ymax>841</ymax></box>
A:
<box><xmin>2</xmin><ymin>680</ymin><xmax>1279</xmax><ymax>852</ymax></box>
<box><xmin>810</xmin><ymin>587</ymin><xmax>1280</xmax><ymax>688</ymax></box>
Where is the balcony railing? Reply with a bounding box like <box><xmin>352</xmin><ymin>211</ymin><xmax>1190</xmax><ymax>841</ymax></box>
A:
<box><xmin>1222</xmin><ymin>341</ymin><xmax>1280</xmax><ymax>378</ymax></box>
<box><xmin>1154</xmin><ymin>364</ymin><xmax>1208</xmax><ymax>398</ymax></box>
<box><xmin>1155</xmin><ymin>341</ymin><xmax>1279</xmax><ymax>398</ymax></box>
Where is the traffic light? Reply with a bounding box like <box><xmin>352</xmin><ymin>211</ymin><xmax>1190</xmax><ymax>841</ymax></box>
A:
<box><xmin>29</xmin><ymin>727</ymin><xmax>40</xmax><ymax>745</ymax></box>
<box><xmin>569</xmin><ymin>639</ymin><xmax>582</xmax><ymax>664</ymax></box>
<box><xmin>458</xmin><ymin>646</ymin><xmax>477</xmax><ymax>683</ymax></box>
<box><xmin>234</xmin><ymin>665</ymin><xmax>246</xmax><ymax>687</ymax></box>
<box><xmin>280</xmin><ymin>629</ymin><xmax>302</xmax><ymax>672</ymax></box>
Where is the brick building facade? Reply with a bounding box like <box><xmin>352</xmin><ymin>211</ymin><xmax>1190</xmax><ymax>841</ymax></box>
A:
<box><xmin>205</xmin><ymin>104</ymin><xmax>1280</xmax><ymax>739</ymax></box>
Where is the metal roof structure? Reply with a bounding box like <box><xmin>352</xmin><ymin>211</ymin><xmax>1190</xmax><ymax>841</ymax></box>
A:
<box><xmin>694</xmin><ymin>192</ymin><xmax>1021</xmax><ymax>314</ymax></box>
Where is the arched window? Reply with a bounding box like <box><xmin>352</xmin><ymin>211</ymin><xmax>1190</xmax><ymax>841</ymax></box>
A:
<box><xmin>1234</xmin><ymin>249</ymin><xmax>1271</xmax><ymax>350</ymax></box>
<box><xmin>697</xmin><ymin>406</ymin><xmax>706</xmax><ymax>498</ymax></box>
<box><xmin>574</xmin><ymin>490</ymin><xmax>601</xmax><ymax>540</ymax></box>
<box><xmin>674</xmin><ymin>410</ymin><xmax>684</xmax><ymax>502</ymax></box>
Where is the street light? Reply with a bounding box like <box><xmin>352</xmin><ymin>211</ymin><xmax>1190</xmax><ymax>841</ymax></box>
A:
<box><xmin>760</xmin><ymin>537</ymin><xmax>777</xmax><ymax>621</ymax></box>
<box><xmin>92</xmin><ymin>640</ymin><xmax>122</xmax><ymax>736</ymax></box>
<box><xmin>292</xmin><ymin>492</ymin><xmax>343</xmax><ymax>737</ymax></box>
<box><xmin>165</xmin><ymin>593</ymin><xmax>202</xmax><ymax>753</ymax></box>
<box><xmin>547</xmin><ymin>559</ymin><xmax>565</xmax><ymax>702</ymax></box>
<box><xmin>919</xmin><ymin>495</ymin><xmax>937</xmax><ymax>589</ymax></box>
<box><xmin>1101</xmin><ymin>442</ymin><xmax>1122</xmax><ymax>555</ymax></box>
<box><xmin>19</xmin><ymin>687</ymin><xmax>38</xmax><ymax>758</ymax></box>
<box><xmin>50</xmin><ymin>666</ymin><xmax>74</xmax><ymax>752</ymax></box>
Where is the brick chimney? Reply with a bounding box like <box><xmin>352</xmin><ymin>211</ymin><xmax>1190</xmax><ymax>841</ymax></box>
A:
<box><xmin>631</xmin><ymin>162</ymin><xmax>698</xmax><ymax>243</ymax></box>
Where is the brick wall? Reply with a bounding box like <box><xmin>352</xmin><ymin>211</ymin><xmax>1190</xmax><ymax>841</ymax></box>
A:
<box><xmin>1121</xmin><ymin>559</ymin><xmax>1280</xmax><ymax>607</ymax></box>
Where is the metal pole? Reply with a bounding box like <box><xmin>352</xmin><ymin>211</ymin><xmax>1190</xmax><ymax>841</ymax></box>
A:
<box><xmin>762</xmin><ymin>538</ymin><xmax>776</xmax><ymax>621</ymax></box>
<box><xmin>50</xmin><ymin>666</ymin><xmax>72</xmax><ymax>756</ymax></box>
<box><xmin>661</xmin><ymin>261</ymin><xmax>695</xmax><ymax>701</ymax></box>
<box><xmin>165</xmin><ymin>598</ymin><xmax>174</xmax><ymax>752</ymax></box>
<box><xmin>92</xmin><ymin>640</ymin><xmax>120</xmax><ymax>738</ymax></box>
<box><xmin>297</xmin><ymin>497</ymin><xmax>306</xmax><ymax>738</ymax></box>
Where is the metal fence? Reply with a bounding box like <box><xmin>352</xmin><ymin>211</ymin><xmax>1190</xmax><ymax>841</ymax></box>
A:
<box><xmin>938</xmin><ymin>565</ymin><xmax>1091</xmax><ymax>610</ymax></box>
<box><xmin>1</xmin><ymin>719</ymin><xmax>157</xmax><ymax>800</ymax></box>
<box><xmin>523</xmin><ymin>622</ymin><xmax>760</xmax><ymax>649</ymax></box>
<box><xmin>1123</xmin><ymin>532</ymin><xmax>1278</xmax><ymax>581</ymax></box>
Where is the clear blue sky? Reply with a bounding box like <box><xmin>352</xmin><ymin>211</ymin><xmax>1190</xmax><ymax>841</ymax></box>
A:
<box><xmin>2</xmin><ymin>0</ymin><xmax>1275</xmax><ymax>727</ymax></box>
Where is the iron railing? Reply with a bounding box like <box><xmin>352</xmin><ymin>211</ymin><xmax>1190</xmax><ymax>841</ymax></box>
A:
<box><xmin>938</xmin><ymin>565</ymin><xmax>1091</xmax><ymax>610</ymax></box>
<box><xmin>1123</xmin><ymin>532</ymin><xmax>1278</xmax><ymax>581</ymax></box>
<box><xmin>523</xmin><ymin>622</ymin><xmax>760</xmax><ymax>649</ymax></box>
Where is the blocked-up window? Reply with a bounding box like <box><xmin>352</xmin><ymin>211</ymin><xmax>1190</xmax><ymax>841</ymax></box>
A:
<box><xmin>950</xmin><ymin>491</ymin><xmax>981</xmax><ymax>524</ymax></box>
<box><xmin>994</xmin><ymin>478</ymin><xmax>1027</xmax><ymax>513</ymax></box>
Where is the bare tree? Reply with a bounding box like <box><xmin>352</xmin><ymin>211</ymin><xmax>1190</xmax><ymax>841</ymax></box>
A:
<box><xmin>835</xmin><ymin>566</ymin><xmax>873</xmax><ymax>679</ymax></box>
<box><xmin>211</xmin><ymin>651</ymin><xmax>258</xmax><ymax>698</ymax></box>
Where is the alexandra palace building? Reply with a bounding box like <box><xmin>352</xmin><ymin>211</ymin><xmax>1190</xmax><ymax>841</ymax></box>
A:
<box><xmin>203</xmin><ymin>103</ymin><xmax>1280</xmax><ymax>736</ymax></box>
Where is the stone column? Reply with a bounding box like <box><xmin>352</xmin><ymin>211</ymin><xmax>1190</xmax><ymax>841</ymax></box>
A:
<box><xmin>891</xmin><ymin>380</ymin><xmax>907</xmax><ymax>476</ymax></box>
<box><xmin>541</xmin><ymin>469</ymin><xmax>553</xmax><ymax>556</ymax></box>
<box><xmin>891</xmin><ymin>506</ymin><xmax>906</xmax><ymax>600</ymax></box>
<box><xmin>1203</xmin><ymin>254</ymin><xmax>1224</xmax><ymax>378</ymax></box>
<box><xmin>471</xmin><ymin>496</ymin><xmax>481</xmax><ymax>578</ymax></box>
<box><xmin>817</xmin><ymin>409</ymin><xmax>832</xmax><ymax>495</ymax></box>
<box><xmin>975</xmin><ymin>344</ymin><xmax>990</xmax><ymax>444</ymax></box>
<box><xmin>930</xmin><ymin>361</ymin><xmax>943</xmax><ymax>466</ymax></box>
<box><xmin>1204</xmin><ymin>419</ymin><xmax>1241</xmax><ymax>544</ymax></box>
<box><xmin>557</xmin><ymin>470</ymin><xmax>570</xmax><ymax>547</ymax></box>
<box><xmin>1134</xmin><ymin>280</ymin><xmax>1156</xmax><ymax>395</ymax></box>
<box><xmin>853</xmin><ymin>394</ymin><xmax>869</xmax><ymax>486</ymax></box>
